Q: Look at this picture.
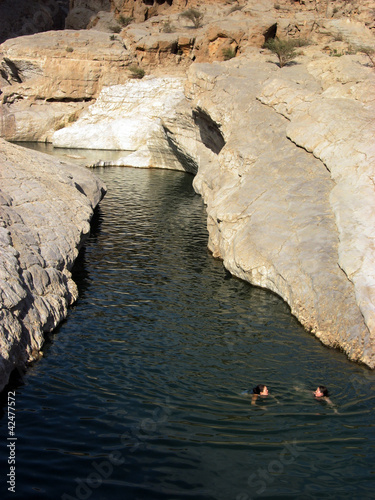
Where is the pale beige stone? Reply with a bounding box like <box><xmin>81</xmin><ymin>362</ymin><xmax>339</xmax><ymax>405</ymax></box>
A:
<box><xmin>0</xmin><ymin>139</ymin><xmax>106</xmax><ymax>391</ymax></box>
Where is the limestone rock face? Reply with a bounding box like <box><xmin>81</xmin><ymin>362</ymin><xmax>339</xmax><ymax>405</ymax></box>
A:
<box><xmin>258</xmin><ymin>54</ymin><xmax>375</xmax><ymax>363</ymax></box>
<box><xmin>67</xmin><ymin>0</ymin><xmax>224</xmax><ymax>26</ymax></box>
<box><xmin>52</xmin><ymin>76</ymin><xmax>199</xmax><ymax>173</ymax></box>
<box><xmin>0</xmin><ymin>30</ymin><xmax>130</xmax><ymax>101</ymax></box>
<box><xmin>184</xmin><ymin>52</ymin><xmax>375</xmax><ymax>368</ymax></box>
<box><xmin>0</xmin><ymin>139</ymin><xmax>106</xmax><ymax>391</ymax></box>
<box><xmin>0</xmin><ymin>30</ymin><xmax>131</xmax><ymax>142</ymax></box>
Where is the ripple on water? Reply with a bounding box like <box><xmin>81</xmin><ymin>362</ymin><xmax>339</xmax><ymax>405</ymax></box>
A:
<box><xmin>0</xmin><ymin>164</ymin><xmax>375</xmax><ymax>500</ymax></box>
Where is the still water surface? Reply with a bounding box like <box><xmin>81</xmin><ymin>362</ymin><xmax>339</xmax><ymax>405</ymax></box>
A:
<box><xmin>1</xmin><ymin>161</ymin><xmax>375</xmax><ymax>499</ymax></box>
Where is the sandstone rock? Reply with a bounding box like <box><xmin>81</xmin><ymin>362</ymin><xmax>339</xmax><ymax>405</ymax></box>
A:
<box><xmin>68</xmin><ymin>0</ymin><xmax>230</xmax><ymax>26</ymax></box>
<box><xmin>0</xmin><ymin>29</ymin><xmax>132</xmax><ymax>142</ymax></box>
<box><xmin>0</xmin><ymin>139</ymin><xmax>106</xmax><ymax>391</ymax></box>
<box><xmin>0</xmin><ymin>100</ymin><xmax>87</xmax><ymax>143</ymax></box>
<box><xmin>66</xmin><ymin>0</ymin><xmax>112</xmax><ymax>29</ymax></box>
<box><xmin>122</xmin><ymin>26</ymin><xmax>185</xmax><ymax>66</ymax></box>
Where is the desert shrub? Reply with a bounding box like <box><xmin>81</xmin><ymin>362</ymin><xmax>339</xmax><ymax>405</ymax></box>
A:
<box><xmin>162</xmin><ymin>21</ymin><xmax>175</xmax><ymax>33</ymax></box>
<box><xmin>329</xmin><ymin>44</ymin><xmax>356</xmax><ymax>58</ymax></box>
<box><xmin>357</xmin><ymin>45</ymin><xmax>375</xmax><ymax>67</ymax></box>
<box><xmin>119</xmin><ymin>16</ymin><xmax>133</xmax><ymax>27</ymax></box>
<box><xmin>110</xmin><ymin>25</ymin><xmax>122</xmax><ymax>33</ymax></box>
<box><xmin>222</xmin><ymin>47</ymin><xmax>236</xmax><ymax>60</ymax></box>
<box><xmin>181</xmin><ymin>8</ymin><xmax>203</xmax><ymax>29</ymax></box>
<box><xmin>128</xmin><ymin>65</ymin><xmax>145</xmax><ymax>79</ymax></box>
<box><xmin>264</xmin><ymin>38</ymin><xmax>303</xmax><ymax>67</ymax></box>
<box><xmin>330</xmin><ymin>48</ymin><xmax>343</xmax><ymax>57</ymax></box>
<box><xmin>68</xmin><ymin>113</ymin><xmax>78</xmax><ymax>123</ymax></box>
<box><xmin>292</xmin><ymin>38</ymin><xmax>310</xmax><ymax>47</ymax></box>
<box><xmin>66</xmin><ymin>46</ymin><xmax>74</xmax><ymax>53</ymax></box>
<box><xmin>333</xmin><ymin>33</ymin><xmax>344</xmax><ymax>41</ymax></box>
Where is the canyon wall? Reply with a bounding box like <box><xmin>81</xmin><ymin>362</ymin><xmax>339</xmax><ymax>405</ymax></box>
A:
<box><xmin>0</xmin><ymin>139</ymin><xmax>106</xmax><ymax>391</ymax></box>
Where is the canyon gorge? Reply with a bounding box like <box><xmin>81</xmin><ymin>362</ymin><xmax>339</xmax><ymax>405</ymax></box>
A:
<box><xmin>0</xmin><ymin>0</ymin><xmax>374</xmax><ymax>390</ymax></box>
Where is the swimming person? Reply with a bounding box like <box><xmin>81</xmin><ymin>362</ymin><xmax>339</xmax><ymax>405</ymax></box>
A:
<box><xmin>251</xmin><ymin>384</ymin><xmax>269</xmax><ymax>405</ymax></box>
<box><xmin>314</xmin><ymin>385</ymin><xmax>338</xmax><ymax>413</ymax></box>
<box><xmin>314</xmin><ymin>385</ymin><xmax>332</xmax><ymax>403</ymax></box>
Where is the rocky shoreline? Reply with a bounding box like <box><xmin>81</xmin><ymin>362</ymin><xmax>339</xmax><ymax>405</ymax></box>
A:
<box><xmin>0</xmin><ymin>140</ymin><xmax>106</xmax><ymax>391</ymax></box>
<box><xmin>0</xmin><ymin>0</ymin><xmax>375</xmax><ymax>387</ymax></box>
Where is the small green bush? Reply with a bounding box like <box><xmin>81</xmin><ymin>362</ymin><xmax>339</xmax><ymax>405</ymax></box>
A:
<box><xmin>128</xmin><ymin>65</ymin><xmax>145</xmax><ymax>79</ymax></box>
<box><xmin>68</xmin><ymin>113</ymin><xmax>79</xmax><ymax>124</ymax></box>
<box><xmin>330</xmin><ymin>48</ymin><xmax>343</xmax><ymax>57</ymax></box>
<box><xmin>332</xmin><ymin>33</ymin><xmax>344</xmax><ymax>42</ymax></box>
<box><xmin>66</xmin><ymin>46</ymin><xmax>74</xmax><ymax>53</ymax></box>
<box><xmin>119</xmin><ymin>16</ymin><xmax>133</xmax><ymax>27</ymax></box>
<box><xmin>222</xmin><ymin>47</ymin><xmax>236</xmax><ymax>60</ymax></box>
<box><xmin>110</xmin><ymin>25</ymin><xmax>122</xmax><ymax>33</ymax></box>
<box><xmin>181</xmin><ymin>8</ymin><xmax>203</xmax><ymax>29</ymax></box>
<box><xmin>292</xmin><ymin>38</ymin><xmax>310</xmax><ymax>48</ymax></box>
<box><xmin>264</xmin><ymin>38</ymin><xmax>303</xmax><ymax>67</ymax></box>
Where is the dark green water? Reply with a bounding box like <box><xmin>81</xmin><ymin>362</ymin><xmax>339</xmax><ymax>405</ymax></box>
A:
<box><xmin>1</xmin><ymin>163</ymin><xmax>375</xmax><ymax>500</ymax></box>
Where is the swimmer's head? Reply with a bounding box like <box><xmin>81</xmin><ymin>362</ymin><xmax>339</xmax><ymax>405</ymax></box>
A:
<box><xmin>314</xmin><ymin>385</ymin><xmax>329</xmax><ymax>398</ymax></box>
<box><xmin>253</xmin><ymin>384</ymin><xmax>269</xmax><ymax>396</ymax></box>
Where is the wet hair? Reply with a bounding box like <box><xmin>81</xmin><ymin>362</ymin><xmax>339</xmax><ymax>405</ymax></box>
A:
<box><xmin>318</xmin><ymin>385</ymin><xmax>329</xmax><ymax>397</ymax></box>
<box><xmin>252</xmin><ymin>384</ymin><xmax>266</xmax><ymax>395</ymax></box>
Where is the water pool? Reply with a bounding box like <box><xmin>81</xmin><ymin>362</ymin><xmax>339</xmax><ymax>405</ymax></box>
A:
<box><xmin>1</xmin><ymin>163</ymin><xmax>375</xmax><ymax>500</ymax></box>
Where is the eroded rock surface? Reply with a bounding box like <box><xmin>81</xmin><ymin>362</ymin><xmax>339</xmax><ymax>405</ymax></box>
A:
<box><xmin>258</xmin><ymin>54</ymin><xmax>375</xmax><ymax>362</ymax></box>
<box><xmin>43</xmin><ymin>30</ymin><xmax>375</xmax><ymax>367</ymax></box>
<box><xmin>52</xmin><ymin>76</ymin><xmax>199</xmax><ymax>172</ymax></box>
<box><xmin>185</xmin><ymin>53</ymin><xmax>375</xmax><ymax>367</ymax></box>
<box><xmin>0</xmin><ymin>139</ymin><xmax>106</xmax><ymax>390</ymax></box>
<box><xmin>0</xmin><ymin>30</ymin><xmax>130</xmax><ymax>142</ymax></box>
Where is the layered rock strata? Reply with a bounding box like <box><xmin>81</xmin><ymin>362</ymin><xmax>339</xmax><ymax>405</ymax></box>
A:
<box><xmin>0</xmin><ymin>30</ymin><xmax>130</xmax><ymax>142</ymax></box>
<box><xmin>0</xmin><ymin>139</ymin><xmax>106</xmax><ymax>391</ymax></box>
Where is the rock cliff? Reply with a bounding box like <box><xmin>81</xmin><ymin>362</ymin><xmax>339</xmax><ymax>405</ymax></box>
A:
<box><xmin>186</xmin><ymin>53</ymin><xmax>375</xmax><ymax>367</ymax></box>
<box><xmin>0</xmin><ymin>139</ymin><xmax>106</xmax><ymax>391</ymax></box>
